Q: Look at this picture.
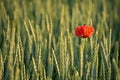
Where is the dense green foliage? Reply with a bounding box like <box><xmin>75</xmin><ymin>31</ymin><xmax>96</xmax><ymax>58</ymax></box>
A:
<box><xmin>0</xmin><ymin>0</ymin><xmax>120</xmax><ymax>80</ymax></box>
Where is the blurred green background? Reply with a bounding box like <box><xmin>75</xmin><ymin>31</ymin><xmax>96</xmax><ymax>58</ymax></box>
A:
<box><xmin>0</xmin><ymin>0</ymin><xmax>120</xmax><ymax>80</ymax></box>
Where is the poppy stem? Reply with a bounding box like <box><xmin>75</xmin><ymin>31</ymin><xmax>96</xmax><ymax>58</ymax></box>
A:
<box><xmin>78</xmin><ymin>38</ymin><xmax>81</xmax><ymax>45</ymax></box>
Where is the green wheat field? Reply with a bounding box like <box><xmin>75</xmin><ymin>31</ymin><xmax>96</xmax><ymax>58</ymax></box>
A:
<box><xmin>0</xmin><ymin>0</ymin><xmax>120</xmax><ymax>80</ymax></box>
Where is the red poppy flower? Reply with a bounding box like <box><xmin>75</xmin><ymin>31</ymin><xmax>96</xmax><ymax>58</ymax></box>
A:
<box><xmin>75</xmin><ymin>24</ymin><xmax>94</xmax><ymax>38</ymax></box>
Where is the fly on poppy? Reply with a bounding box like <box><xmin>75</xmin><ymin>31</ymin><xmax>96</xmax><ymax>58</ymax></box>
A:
<box><xmin>75</xmin><ymin>24</ymin><xmax>94</xmax><ymax>38</ymax></box>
